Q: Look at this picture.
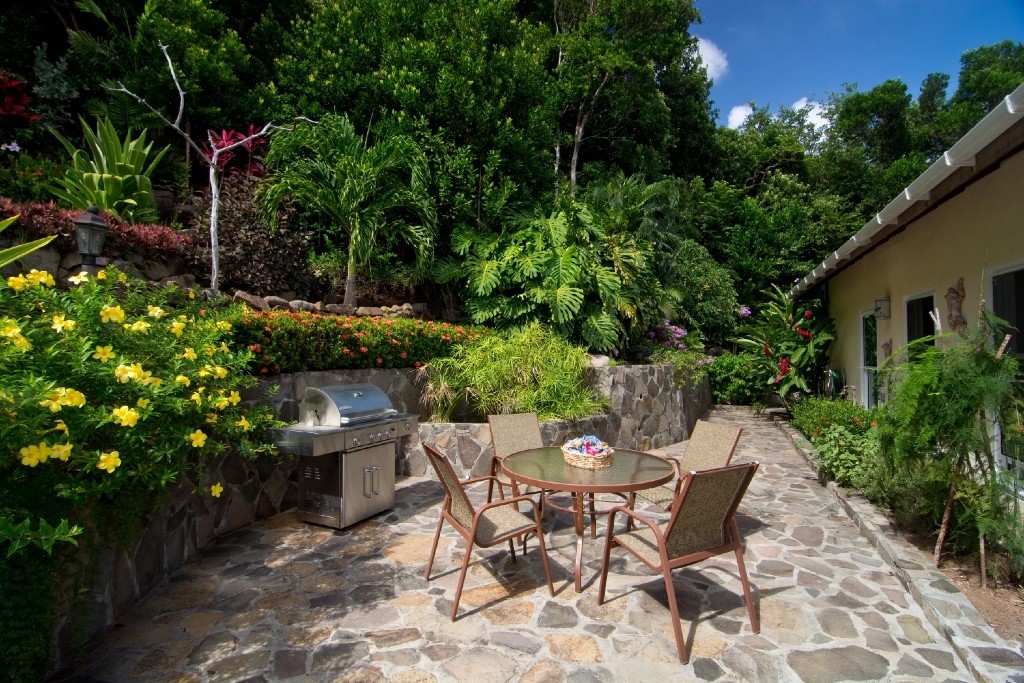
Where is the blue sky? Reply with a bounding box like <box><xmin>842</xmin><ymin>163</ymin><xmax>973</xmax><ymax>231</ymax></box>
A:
<box><xmin>694</xmin><ymin>0</ymin><xmax>1024</xmax><ymax>128</ymax></box>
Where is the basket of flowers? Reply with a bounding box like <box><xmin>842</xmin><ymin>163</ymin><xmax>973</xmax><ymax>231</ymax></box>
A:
<box><xmin>561</xmin><ymin>435</ymin><xmax>613</xmax><ymax>469</ymax></box>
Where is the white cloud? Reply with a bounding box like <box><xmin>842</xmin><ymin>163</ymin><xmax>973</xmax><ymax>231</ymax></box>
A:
<box><xmin>792</xmin><ymin>97</ymin><xmax>829</xmax><ymax>129</ymax></box>
<box><xmin>697</xmin><ymin>37</ymin><xmax>728</xmax><ymax>82</ymax></box>
<box><xmin>727</xmin><ymin>104</ymin><xmax>753</xmax><ymax>129</ymax></box>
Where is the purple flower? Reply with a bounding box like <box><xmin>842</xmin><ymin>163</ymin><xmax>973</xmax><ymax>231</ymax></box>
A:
<box><xmin>1</xmin><ymin>141</ymin><xmax>20</xmax><ymax>153</ymax></box>
<box><xmin>738</xmin><ymin>306</ymin><xmax>751</xmax><ymax>317</ymax></box>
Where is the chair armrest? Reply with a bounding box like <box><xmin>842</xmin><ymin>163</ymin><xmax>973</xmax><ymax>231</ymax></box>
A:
<box><xmin>478</xmin><ymin>495</ymin><xmax>541</xmax><ymax>516</ymax></box>
<box><xmin>462</xmin><ymin>474</ymin><xmax>501</xmax><ymax>486</ymax></box>
<box><xmin>607</xmin><ymin>504</ymin><xmax>661</xmax><ymax>533</ymax></box>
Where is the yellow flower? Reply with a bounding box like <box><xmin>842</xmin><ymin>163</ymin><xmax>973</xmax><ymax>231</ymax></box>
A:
<box><xmin>97</xmin><ymin>451</ymin><xmax>121</xmax><ymax>473</ymax></box>
<box><xmin>61</xmin><ymin>388</ymin><xmax>86</xmax><ymax>408</ymax></box>
<box><xmin>51</xmin><ymin>314</ymin><xmax>76</xmax><ymax>333</ymax></box>
<box><xmin>100</xmin><ymin>305</ymin><xmax>125</xmax><ymax>323</ymax></box>
<box><xmin>169</xmin><ymin>321</ymin><xmax>186</xmax><ymax>337</ymax></box>
<box><xmin>216</xmin><ymin>321</ymin><xmax>232</xmax><ymax>332</ymax></box>
<box><xmin>204</xmin><ymin>345</ymin><xmax>216</xmax><ymax>357</ymax></box>
<box><xmin>198</xmin><ymin>367</ymin><xmax>210</xmax><ymax>378</ymax></box>
<box><xmin>205</xmin><ymin>412</ymin><xmax>219</xmax><ymax>424</ymax></box>
<box><xmin>218</xmin><ymin>342</ymin><xmax>230</xmax><ymax>354</ymax></box>
<box><xmin>93</xmin><ymin>345</ymin><xmax>115</xmax><ymax>363</ymax></box>
<box><xmin>188</xmin><ymin>290</ymin><xmax>195</xmax><ymax>299</ymax></box>
<box><xmin>26</xmin><ymin>269</ymin><xmax>55</xmax><ymax>287</ymax></box>
<box><xmin>6</xmin><ymin>274</ymin><xmax>27</xmax><ymax>291</ymax></box>
<box><xmin>212</xmin><ymin>366</ymin><xmax>228</xmax><ymax>379</ymax></box>
<box><xmin>180</xmin><ymin>347</ymin><xmax>198</xmax><ymax>361</ymax></box>
<box><xmin>129</xmin><ymin>320</ymin><xmax>151</xmax><ymax>334</ymax></box>
<box><xmin>8</xmin><ymin>332</ymin><xmax>31</xmax><ymax>352</ymax></box>
<box><xmin>129</xmin><ymin>363</ymin><xmax>150</xmax><ymax>384</ymax></box>
<box><xmin>68</xmin><ymin>271</ymin><xmax>89</xmax><ymax>285</ymax></box>
<box><xmin>190</xmin><ymin>391</ymin><xmax>203</xmax><ymax>406</ymax></box>
<box><xmin>147</xmin><ymin>305</ymin><xmax>167</xmax><ymax>319</ymax></box>
<box><xmin>118</xmin><ymin>273</ymin><xmax>127</xmax><ymax>283</ymax></box>
<box><xmin>136</xmin><ymin>397</ymin><xmax>150</xmax><ymax>409</ymax></box>
<box><xmin>96</xmin><ymin>269</ymin><xmax>107</xmax><ymax>280</ymax></box>
<box><xmin>235</xmin><ymin>416</ymin><xmax>251</xmax><ymax>431</ymax></box>
<box><xmin>39</xmin><ymin>393</ymin><xmax>62</xmax><ymax>412</ymax></box>
<box><xmin>187</xmin><ymin>430</ymin><xmax>208</xmax><ymax>448</ymax></box>
<box><xmin>210</xmin><ymin>482</ymin><xmax>224</xmax><ymax>498</ymax></box>
<box><xmin>228</xmin><ymin>390</ymin><xmax>241</xmax><ymax>406</ymax></box>
<box><xmin>53</xmin><ymin>420</ymin><xmax>68</xmax><ymax>434</ymax></box>
<box><xmin>114</xmin><ymin>364</ymin><xmax>135</xmax><ymax>383</ymax></box>
<box><xmin>214</xmin><ymin>395</ymin><xmax>230</xmax><ymax>410</ymax></box>
<box><xmin>20</xmin><ymin>442</ymin><xmax>50</xmax><ymax>467</ymax></box>
<box><xmin>176</xmin><ymin>375</ymin><xmax>191</xmax><ymax>387</ymax></box>
<box><xmin>112</xmin><ymin>405</ymin><xmax>139</xmax><ymax>427</ymax></box>
<box><xmin>142</xmin><ymin>376</ymin><xmax>162</xmax><ymax>387</ymax></box>
<box><xmin>50</xmin><ymin>443</ymin><xmax>73</xmax><ymax>461</ymax></box>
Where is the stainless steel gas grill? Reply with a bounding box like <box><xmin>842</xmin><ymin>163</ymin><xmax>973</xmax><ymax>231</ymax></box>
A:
<box><xmin>272</xmin><ymin>384</ymin><xmax>418</xmax><ymax>529</ymax></box>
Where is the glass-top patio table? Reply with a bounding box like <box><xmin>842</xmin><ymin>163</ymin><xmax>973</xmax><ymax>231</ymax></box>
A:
<box><xmin>502</xmin><ymin>447</ymin><xmax>675</xmax><ymax>592</ymax></box>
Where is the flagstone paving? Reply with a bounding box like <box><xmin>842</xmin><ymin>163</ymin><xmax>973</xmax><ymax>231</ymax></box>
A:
<box><xmin>57</xmin><ymin>407</ymin><xmax>1024</xmax><ymax>682</ymax></box>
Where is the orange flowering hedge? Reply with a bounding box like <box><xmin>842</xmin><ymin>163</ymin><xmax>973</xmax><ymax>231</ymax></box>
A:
<box><xmin>227</xmin><ymin>309</ymin><xmax>490</xmax><ymax>374</ymax></box>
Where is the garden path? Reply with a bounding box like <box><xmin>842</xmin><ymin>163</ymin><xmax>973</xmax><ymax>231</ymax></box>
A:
<box><xmin>57</xmin><ymin>408</ymin><xmax>1024</xmax><ymax>682</ymax></box>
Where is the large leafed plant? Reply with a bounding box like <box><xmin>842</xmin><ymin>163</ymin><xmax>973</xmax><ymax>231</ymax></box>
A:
<box><xmin>50</xmin><ymin>116</ymin><xmax>168</xmax><ymax>223</ymax></box>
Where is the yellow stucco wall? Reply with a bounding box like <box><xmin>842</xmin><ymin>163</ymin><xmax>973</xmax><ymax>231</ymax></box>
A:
<box><xmin>826</xmin><ymin>148</ymin><xmax>1024</xmax><ymax>407</ymax></box>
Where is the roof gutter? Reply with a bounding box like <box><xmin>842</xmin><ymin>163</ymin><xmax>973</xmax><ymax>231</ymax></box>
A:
<box><xmin>788</xmin><ymin>82</ymin><xmax>1024</xmax><ymax>298</ymax></box>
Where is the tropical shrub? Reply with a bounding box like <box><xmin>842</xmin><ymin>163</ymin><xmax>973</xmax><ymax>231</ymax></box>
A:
<box><xmin>0</xmin><ymin>265</ymin><xmax>280</xmax><ymax>557</ymax></box>
<box><xmin>50</xmin><ymin>117</ymin><xmax>169</xmax><ymax>223</ymax></box>
<box><xmin>878</xmin><ymin>311</ymin><xmax>1022</xmax><ymax>569</ymax></box>
<box><xmin>670</xmin><ymin>239</ymin><xmax>740</xmax><ymax>346</ymax></box>
<box><xmin>0</xmin><ymin>151</ymin><xmax>64</xmax><ymax>202</ymax></box>
<box><xmin>707</xmin><ymin>351</ymin><xmax>774</xmax><ymax>406</ymax></box>
<box><xmin>790</xmin><ymin>396</ymin><xmax>873</xmax><ymax>440</ymax></box>
<box><xmin>260</xmin><ymin>114</ymin><xmax>436</xmax><ymax>307</ymax></box>
<box><xmin>811</xmin><ymin>423</ymin><xmax>880</xmax><ymax>488</ymax></box>
<box><xmin>419</xmin><ymin>323</ymin><xmax>604</xmax><ymax>422</ymax></box>
<box><xmin>193</xmin><ymin>174</ymin><xmax>313</xmax><ymax>296</ymax></box>
<box><xmin>227</xmin><ymin>310</ymin><xmax>488</xmax><ymax>374</ymax></box>
<box><xmin>736</xmin><ymin>283</ymin><xmax>835</xmax><ymax>404</ymax></box>
<box><xmin>645</xmin><ymin>320</ymin><xmax>714</xmax><ymax>388</ymax></box>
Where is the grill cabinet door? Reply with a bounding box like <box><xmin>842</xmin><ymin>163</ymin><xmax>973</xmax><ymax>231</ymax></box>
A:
<box><xmin>296</xmin><ymin>453</ymin><xmax>342</xmax><ymax>528</ymax></box>
<box><xmin>341</xmin><ymin>444</ymin><xmax>396</xmax><ymax>526</ymax></box>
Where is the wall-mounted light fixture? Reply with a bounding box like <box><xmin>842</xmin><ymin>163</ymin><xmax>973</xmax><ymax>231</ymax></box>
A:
<box><xmin>873</xmin><ymin>298</ymin><xmax>891</xmax><ymax>320</ymax></box>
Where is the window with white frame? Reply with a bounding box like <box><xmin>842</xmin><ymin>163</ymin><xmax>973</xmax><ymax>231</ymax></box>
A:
<box><xmin>992</xmin><ymin>266</ymin><xmax>1024</xmax><ymax>490</ymax></box>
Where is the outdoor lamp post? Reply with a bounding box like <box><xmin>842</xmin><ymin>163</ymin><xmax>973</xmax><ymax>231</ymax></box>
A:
<box><xmin>74</xmin><ymin>205</ymin><xmax>107</xmax><ymax>266</ymax></box>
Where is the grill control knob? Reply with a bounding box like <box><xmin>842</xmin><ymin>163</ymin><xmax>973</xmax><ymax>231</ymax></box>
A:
<box><xmin>368</xmin><ymin>433</ymin><xmax>376</xmax><ymax>443</ymax></box>
<box><xmin>379</xmin><ymin>431</ymin><xmax>389</xmax><ymax>441</ymax></box>
<box><xmin>352</xmin><ymin>436</ymin><xmax>361</xmax><ymax>447</ymax></box>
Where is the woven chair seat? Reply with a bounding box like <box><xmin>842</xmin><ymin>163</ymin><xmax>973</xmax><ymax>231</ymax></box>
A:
<box><xmin>632</xmin><ymin>484</ymin><xmax>677</xmax><ymax>510</ymax></box>
<box><xmin>613</xmin><ymin>526</ymin><xmax>663</xmax><ymax>566</ymax></box>
<box><xmin>476</xmin><ymin>505</ymin><xmax>540</xmax><ymax>545</ymax></box>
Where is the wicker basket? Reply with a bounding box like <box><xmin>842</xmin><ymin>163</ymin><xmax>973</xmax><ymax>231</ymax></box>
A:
<box><xmin>561</xmin><ymin>444</ymin><xmax>614</xmax><ymax>469</ymax></box>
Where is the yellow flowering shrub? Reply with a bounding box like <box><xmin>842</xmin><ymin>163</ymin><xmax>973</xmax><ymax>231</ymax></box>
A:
<box><xmin>0</xmin><ymin>266</ymin><xmax>281</xmax><ymax>557</ymax></box>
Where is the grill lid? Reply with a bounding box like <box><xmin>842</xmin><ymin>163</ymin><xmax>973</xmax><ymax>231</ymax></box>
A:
<box><xmin>299</xmin><ymin>384</ymin><xmax>397</xmax><ymax>426</ymax></box>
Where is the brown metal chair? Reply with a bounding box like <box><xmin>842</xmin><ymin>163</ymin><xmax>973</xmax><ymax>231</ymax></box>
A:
<box><xmin>486</xmin><ymin>413</ymin><xmax>545</xmax><ymax>503</ymax></box>
<box><xmin>422</xmin><ymin>442</ymin><xmax>555</xmax><ymax>620</ymax></box>
<box><xmin>598</xmin><ymin>461</ymin><xmax>760</xmax><ymax>664</ymax></box>
<box><xmin>629</xmin><ymin>420</ymin><xmax>742</xmax><ymax>512</ymax></box>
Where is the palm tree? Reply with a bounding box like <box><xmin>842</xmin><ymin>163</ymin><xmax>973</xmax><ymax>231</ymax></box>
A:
<box><xmin>260</xmin><ymin>115</ymin><xmax>436</xmax><ymax>306</ymax></box>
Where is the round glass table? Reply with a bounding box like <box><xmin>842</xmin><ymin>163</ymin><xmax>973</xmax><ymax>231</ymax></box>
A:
<box><xmin>502</xmin><ymin>447</ymin><xmax>675</xmax><ymax>592</ymax></box>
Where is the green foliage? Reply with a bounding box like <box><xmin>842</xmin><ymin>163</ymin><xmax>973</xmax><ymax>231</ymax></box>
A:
<box><xmin>877</xmin><ymin>311</ymin><xmax>1022</xmax><ymax>566</ymax></box>
<box><xmin>420</xmin><ymin>323</ymin><xmax>604</xmax><ymax>422</ymax></box>
<box><xmin>707</xmin><ymin>351</ymin><xmax>774</xmax><ymax>406</ymax></box>
<box><xmin>193</xmin><ymin>174</ymin><xmax>314</xmax><ymax>296</ymax></box>
<box><xmin>736</xmin><ymin>284</ymin><xmax>835</xmax><ymax>402</ymax></box>
<box><xmin>669</xmin><ymin>239</ymin><xmax>739</xmax><ymax>345</ymax></box>
<box><xmin>227</xmin><ymin>310</ymin><xmax>488</xmax><ymax>374</ymax></box>
<box><xmin>790</xmin><ymin>396</ymin><xmax>873</xmax><ymax>440</ymax></box>
<box><xmin>50</xmin><ymin>117</ymin><xmax>168</xmax><ymax>223</ymax></box>
<box><xmin>449</xmin><ymin>175</ymin><xmax>674</xmax><ymax>352</ymax></box>
<box><xmin>0</xmin><ymin>265</ymin><xmax>281</xmax><ymax>557</ymax></box>
<box><xmin>260</xmin><ymin>114</ymin><xmax>436</xmax><ymax>307</ymax></box>
<box><xmin>0</xmin><ymin>151</ymin><xmax>64</xmax><ymax>202</ymax></box>
<box><xmin>0</xmin><ymin>214</ymin><xmax>55</xmax><ymax>269</ymax></box>
<box><xmin>810</xmin><ymin>424</ymin><xmax>880</xmax><ymax>488</ymax></box>
<box><xmin>0</xmin><ymin>544</ymin><xmax>63</xmax><ymax>681</ymax></box>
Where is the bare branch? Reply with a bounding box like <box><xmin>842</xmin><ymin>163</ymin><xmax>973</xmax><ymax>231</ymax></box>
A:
<box><xmin>109</xmin><ymin>81</ymin><xmax>206</xmax><ymax>159</ymax></box>
<box><xmin>159</xmin><ymin>43</ymin><xmax>186</xmax><ymax>128</ymax></box>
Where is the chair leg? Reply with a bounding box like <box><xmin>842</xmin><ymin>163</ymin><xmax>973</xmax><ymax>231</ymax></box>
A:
<box><xmin>425</xmin><ymin>513</ymin><xmax>445</xmax><ymax>581</ymax></box>
<box><xmin>661</xmin><ymin>566</ymin><xmax>689</xmax><ymax>664</ymax></box>
<box><xmin>625</xmin><ymin>493</ymin><xmax>637</xmax><ymax>531</ymax></box>
<box><xmin>487</xmin><ymin>458</ymin><xmax>500</xmax><ymax>503</ymax></box>
<box><xmin>535</xmin><ymin>525</ymin><xmax>556</xmax><ymax>597</ymax></box>
<box><xmin>508</xmin><ymin>537</ymin><xmax>517</xmax><ymax>563</ymax></box>
<box><xmin>588</xmin><ymin>492</ymin><xmax>597</xmax><ymax>538</ymax></box>
<box><xmin>734</xmin><ymin>543</ymin><xmax>760</xmax><ymax>633</ymax></box>
<box><xmin>450</xmin><ymin>539</ymin><xmax>475</xmax><ymax>621</ymax></box>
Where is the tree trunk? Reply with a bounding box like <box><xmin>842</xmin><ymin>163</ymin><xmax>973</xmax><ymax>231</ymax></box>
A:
<box><xmin>208</xmin><ymin>164</ymin><xmax>221</xmax><ymax>294</ymax></box>
<box><xmin>934</xmin><ymin>478</ymin><xmax>957</xmax><ymax>567</ymax></box>
<box><xmin>343</xmin><ymin>248</ymin><xmax>358</xmax><ymax>308</ymax></box>
<box><xmin>980</xmin><ymin>534</ymin><xmax>987</xmax><ymax>589</ymax></box>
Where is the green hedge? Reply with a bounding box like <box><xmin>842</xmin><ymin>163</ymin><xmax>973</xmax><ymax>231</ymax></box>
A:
<box><xmin>227</xmin><ymin>310</ymin><xmax>490</xmax><ymax>374</ymax></box>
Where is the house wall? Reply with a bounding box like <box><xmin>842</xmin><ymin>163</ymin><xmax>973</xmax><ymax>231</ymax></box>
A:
<box><xmin>826</xmin><ymin>148</ymin><xmax>1024</xmax><ymax>406</ymax></box>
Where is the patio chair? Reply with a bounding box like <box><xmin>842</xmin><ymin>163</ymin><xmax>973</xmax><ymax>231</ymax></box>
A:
<box><xmin>597</xmin><ymin>461</ymin><xmax>760</xmax><ymax>664</ymax></box>
<box><xmin>422</xmin><ymin>442</ymin><xmax>555</xmax><ymax>620</ymax></box>
<box><xmin>629</xmin><ymin>420</ymin><xmax>742</xmax><ymax>512</ymax></box>
<box><xmin>486</xmin><ymin>413</ymin><xmax>545</xmax><ymax>504</ymax></box>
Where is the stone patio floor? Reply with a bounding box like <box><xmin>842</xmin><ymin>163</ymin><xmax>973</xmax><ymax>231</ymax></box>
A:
<box><xmin>56</xmin><ymin>407</ymin><xmax>1024</xmax><ymax>683</ymax></box>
